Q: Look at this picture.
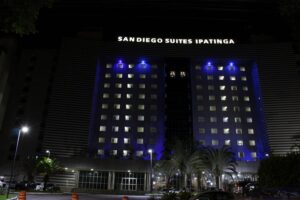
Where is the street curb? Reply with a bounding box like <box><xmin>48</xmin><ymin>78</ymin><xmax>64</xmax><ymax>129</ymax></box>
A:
<box><xmin>7</xmin><ymin>196</ymin><xmax>17</xmax><ymax>200</ymax></box>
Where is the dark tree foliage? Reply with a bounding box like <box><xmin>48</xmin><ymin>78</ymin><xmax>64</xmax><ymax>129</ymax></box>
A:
<box><xmin>258</xmin><ymin>153</ymin><xmax>300</xmax><ymax>188</ymax></box>
<box><xmin>0</xmin><ymin>0</ymin><xmax>55</xmax><ymax>36</ymax></box>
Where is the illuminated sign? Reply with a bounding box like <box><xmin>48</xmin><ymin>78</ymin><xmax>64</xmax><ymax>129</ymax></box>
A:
<box><xmin>117</xmin><ymin>36</ymin><xmax>235</xmax><ymax>45</ymax></box>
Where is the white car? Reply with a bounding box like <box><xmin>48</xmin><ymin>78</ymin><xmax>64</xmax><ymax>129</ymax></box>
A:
<box><xmin>0</xmin><ymin>179</ymin><xmax>6</xmax><ymax>188</ymax></box>
<box><xmin>35</xmin><ymin>182</ymin><xmax>44</xmax><ymax>191</ymax></box>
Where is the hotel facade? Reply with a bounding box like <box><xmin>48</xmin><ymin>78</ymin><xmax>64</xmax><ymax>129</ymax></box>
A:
<box><xmin>0</xmin><ymin>35</ymin><xmax>299</xmax><ymax>192</ymax></box>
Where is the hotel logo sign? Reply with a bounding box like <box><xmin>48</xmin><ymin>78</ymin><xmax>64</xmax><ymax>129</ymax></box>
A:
<box><xmin>118</xmin><ymin>36</ymin><xmax>235</xmax><ymax>45</ymax></box>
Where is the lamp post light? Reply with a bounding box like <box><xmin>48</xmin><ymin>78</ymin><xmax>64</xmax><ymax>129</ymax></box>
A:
<box><xmin>46</xmin><ymin>150</ymin><xmax>50</xmax><ymax>157</ymax></box>
<box><xmin>6</xmin><ymin>126</ymin><xmax>29</xmax><ymax>198</ymax></box>
<box><xmin>148</xmin><ymin>149</ymin><xmax>153</xmax><ymax>193</ymax></box>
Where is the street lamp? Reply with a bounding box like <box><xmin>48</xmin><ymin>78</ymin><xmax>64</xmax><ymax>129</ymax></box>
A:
<box><xmin>46</xmin><ymin>150</ymin><xmax>50</xmax><ymax>157</ymax></box>
<box><xmin>148</xmin><ymin>149</ymin><xmax>153</xmax><ymax>193</ymax></box>
<box><xmin>6</xmin><ymin>126</ymin><xmax>29</xmax><ymax>198</ymax></box>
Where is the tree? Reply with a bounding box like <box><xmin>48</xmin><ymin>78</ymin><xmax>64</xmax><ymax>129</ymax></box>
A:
<box><xmin>154</xmin><ymin>160</ymin><xmax>177</xmax><ymax>189</ymax></box>
<box><xmin>36</xmin><ymin>157</ymin><xmax>61</xmax><ymax>190</ymax></box>
<box><xmin>194</xmin><ymin>146</ymin><xmax>237</xmax><ymax>190</ymax></box>
<box><xmin>0</xmin><ymin>0</ymin><xmax>55</xmax><ymax>36</ymax></box>
<box><xmin>22</xmin><ymin>156</ymin><xmax>38</xmax><ymax>182</ymax></box>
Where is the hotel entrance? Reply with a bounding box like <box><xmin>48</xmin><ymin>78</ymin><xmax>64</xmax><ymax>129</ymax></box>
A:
<box><xmin>121</xmin><ymin>177</ymin><xmax>137</xmax><ymax>191</ymax></box>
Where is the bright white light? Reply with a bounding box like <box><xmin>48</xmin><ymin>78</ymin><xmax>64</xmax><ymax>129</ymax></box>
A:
<box><xmin>90</xmin><ymin>168</ymin><xmax>94</xmax><ymax>171</ymax></box>
<box><xmin>21</xmin><ymin>126</ymin><xmax>29</xmax><ymax>133</ymax></box>
<box><xmin>46</xmin><ymin>150</ymin><xmax>50</xmax><ymax>154</ymax></box>
<box><xmin>148</xmin><ymin>149</ymin><xmax>153</xmax><ymax>154</ymax></box>
<box><xmin>64</xmin><ymin>167</ymin><xmax>68</xmax><ymax>171</ymax></box>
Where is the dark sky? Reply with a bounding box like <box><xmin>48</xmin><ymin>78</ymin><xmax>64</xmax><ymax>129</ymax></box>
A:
<box><xmin>29</xmin><ymin>0</ymin><xmax>289</xmax><ymax>44</ymax></box>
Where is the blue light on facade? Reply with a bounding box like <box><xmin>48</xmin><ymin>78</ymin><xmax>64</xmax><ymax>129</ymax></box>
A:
<box><xmin>204</xmin><ymin>61</ymin><xmax>215</xmax><ymax>73</ymax></box>
<box><xmin>226</xmin><ymin>62</ymin><xmax>237</xmax><ymax>73</ymax></box>
<box><xmin>137</xmin><ymin>59</ymin><xmax>150</xmax><ymax>72</ymax></box>
<box><xmin>114</xmin><ymin>59</ymin><xmax>127</xmax><ymax>71</ymax></box>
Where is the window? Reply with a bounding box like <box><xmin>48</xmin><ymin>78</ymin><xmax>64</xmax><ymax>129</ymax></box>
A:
<box><xmin>195</xmin><ymin>65</ymin><xmax>201</xmax><ymax>70</ymax></box>
<box><xmin>151</xmin><ymin>74</ymin><xmax>158</xmax><ymax>79</ymax></box>
<box><xmin>104</xmin><ymin>83</ymin><xmax>110</xmax><ymax>88</ymax></box>
<box><xmin>211</xmin><ymin>128</ymin><xmax>218</xmax><ymax>134</ymax></box>
<box><xmin>128</xmin><ymin>74</ymin><xmax>134</xmax><ymax>78</ymax></box>
<box><xmin>210</xmin><ymin>117</ymin><xmax>217</xmax><ymax>123</ymax></box>
<box><xmin>230</xmin><ymin>76</ymin><xmax>236</xmax><ymax>81</ymax></box>
<box><xmin>197</xmin><ymin>105</ymin><xmax>204</xmax><ymax>111</ymax></box>
<box><xmin>125</xmin><ymin>115</ymin><xmax>132</xmax><ymax>121</ymax></box>
<box><xmin>111</xmin><ymin>150</ymin><xmax>118</xmax><ymax>156</ymax></box>
<box><xmin>243</xmin><ymin>86</ymin><xmax>248</xmax><ymax>91</ymax></box>
<box><xmin>196</xmin><ymin>75</ymin><xmax>201</xmax><ymax>80</ymax></box>
<box><xmin>248</xmin><ymin>129</ymin><xmax>254</xmax><ymax>134</ymax></box>
<box><xmin>150</xmin><ymin>105</ymin><xmax>157</xmax><ymax>110</ymax></box>
<box><xmin>221</xmin><ymin>96</ymin><xmax>227</xmax><ymax>101</ymax></box>
<box><xmin>123</xmin><ymin>150</ymin><xmax>129</xmax><ymax>157</ymax></box>
<box><xmin>224</xmin><ymin>128</ymin><xmax>230</xmax><ymax>134</ymax></box>
<box><xmin>244</xmin><ymin>96</ymin><xmax>250</xmax><ymax>101</ymax></box>
<box><xmin>102</xmin><ymin>94</ymin><xmax>109</xmax><ymax>99</ymax></box>
<box><xmin>241</xmin><ymin>76</ymin><xmax>247</xmax><ymax>81</ymax></box>
<box><xmin>139</xmin><ymin>74</ymin><xmax>146</xmax><ymax>79</ymax></box>
<box><xmin>218</xmin><ymin>66</ymin><xmax>223</xmax><ymax>71</ymax></box>
<box><xmin>180</xmin><ymin>71</ymin><xmax>186</xmax><ymax>77</ymax></box>
<box><xmin>232</xmin><ymin>96</ymin><xmax>239</xmax><ymax>101</ymax></box>
<box><xmin>139</xmin><ymin>84</ymin><xmax>146</xmax><ymax>89</ymax></box>
<box><xmin>125</xmin><ymin>104</ymin><xmax>132</xmax><ymax>110</ymax></box>
<box><xmin>237</xmin><ymin>140</ymin><xmax>243</xmax><ymax>146</ymax></box>
<box><xmin>210</xmin><ymin>106</ymin><xmax>216</xmax><ymax>111</ymax></box>
<box><xmin>238</xmin><ymin>152</ymin><xmax>244</xmax><ymax>158</ymax></box>
<box><xmin>209</xmin><ymin>95</ymin><xmax>215</xmax><ymax>101</ymax></box>
<box><xmin>98</xmin><ymin>149</ymin><xmax>104</xmax><ymax>155</ymax></box>
<box><xmin>136</xmin><ymin>151</ymin><xmax>143</xmax><ymax>157</ymax></box>
<box><xmin>111</xmin><ymin>138</ymin><xmax>118</xmax><ymax>144</ymax></box>
<box><xmin>124</xmin><ymin>138</ymin><xmax>130</xmax><ymax>144</ymax></box>
<box><xmin>126</xmin><ymin>94</ymin><xmax>133</xmax><ymax>99</ymax></box>
<box><xmin>234</xmin><ymin>117</ymin><xmax>241</xmax><ymax>123</ymax></box>
<box><xmin>124</xmin><ymin>126</ymin><xmax>131</xmax><ymax>132</ymax></box>
<box><xmin>116</xmin><ymin>73</ymin><xmax>123</xmax><ymax>78</ymax></box>
<box><xmin>225</xmin><ymin>140</ymin><xmax>231</xmax><ymax>146</ymax></box>
<box><xmin>199</xmin><ymin>140</ymin><xmax>206</xmax><ymax>145</ymax></box>
<box><xmin>113</xmin><ymin>115</ymin><xmax>120</xmax><ymax>120</ymax></box>
<box><xmin>196</xmin><ymin>85</ymin><xmax>203</xmax><ymax>90</ymax></box>
<box><xmin>137</xmin><ymin>138</ymin><xmax>144</xmax><ymax>144</ymax></box>
<box><xmin>245</xmin><ymin>107</ymin><xmax>251</xmax><ymax>112</ymax></box>
<box><xmin>198</xmin><ymin>117</ymin><xmax>205</xmax><ymax>122</ymax></box>
<box><xmin>208</xmin><ymin>85</ymin><xmax>214</xmax><ymax>90</ymax></box>
<box><xmin>114</xmin><ymin>104</ymin><xmax>121</xmax><ymax>109</ymax></box>
<box><xmin>139</xmin><ymin>94</ymin><xmax>146</xmax><ymax>99</ymax></box>
<box><xmin>102</xmin><ymin>104</ymin><xmax>108</xmax><ymax>109</ymax></box>
<box><xmin>138</xmin><ymin>116</ymin><xmax>144</xmax><ymax>121</ymax></box>
<box><xmin>249</xmin><ymin>140</ymin><xmax>256</xmax><ymax>146</ymax></box>
<box><xmin>99</xmin><ymin>137</ymin><xmax>105</xmax><ymax>143</ymax></box>
<box><xmin>247</xmin><ymin>118</ymin><xmax>253</xmax><ymax>123</ymax></box>
<box><xmin>151</xmin><ymin>94</ymin><xmax>157</xmax><ymax>99</ymax></box>
<box><xmin>128</xmin><ymin>64</ymin><xmax>134</xmax><ymax>69</ymax></box>
<box><xmin>219</xmin><ymin>76</ymin><xmax>225</xmax><ymax>80</ymax></box>
<box><xmin>150</xmin><ymin>127</ymin><xmax>157</xmax><ymax>133</ymax></box>
<box><xmin>99</xmin><ymin>126</ymin><xmax>106</xmax><ymax>132</ymax></box>
<box><xmin>223</xmin><ymin>117</ymin><xmax>229</xmax><ymax>123</ymax></box>
<box><xmin>199</xmin><ymin>128</ymin><xmax>205</xmax><ymax>134</ymax></box>
<box><xmin>251</xmin><ymin>152</ymin><xmax>257</xmax><ymax>158</ymax></box>
<box><xmin>231</xmin><ymin>86</ymin><xmax>237</xmax><ymax>91</ymax></box>
<box><xmin>105</xmin><ymin>73</ymin><xmax>111</xmax><ymax>78</ymax></box>
<box><xmin>106</xmin><ymin>64</ymin><xmax>112</xmax><ymax>68</ymax></box>
<box><xmin>170</xmin><ymin>71</ymin><xmax>176</xmax><ymax>77</ymax></box>
<box><xmin>220</xmin><ymin>85</ymin><xmax>225</xmax><ymax>90</ymax></box>
<box><xmin>212</xmin><ymin>140</ymin><xmax>219</xmax><ymax>146</ymax></box>
<box><xmin>197</xmin><ymin>95</ymin><xmax>203</xmax><ymax>100</ymax></box>
<box><xmin>138</xmin><ymin>105</ymin><xmax>145</xmax><ymax>110</ymax></box>
<box><xmin>127</xmin><ymin>83</ymin><xmax>133</xmax><ymax>88</ymax></box>
<box><xmin>114</xmin><ymin>93</ymin><xmax>121</xmax><ymax>99</ymax></box>
<box><xmin>222</xmin><ymin>106</ymin><xmax>228</xmax><ymax>111</ymax></box>
<box><xmin>151</xmin><ymin>84</ymin><xmax>158</xmax><ymax>89</ymax></box>
<box><xmin>236</xmin><ymin>129</ymin><xmax>242</xmax><ymax>134</ymax></box>
<box><xmin>112</xmin><ymin>126</ymin><xmax>119</xmax><ymax>132</ymax></box>
<box><xmin>115</xmin><ymin>83</ymin><xmax>122</xmax><ymax>88</ymax></box>
<box><xmin>240</xmin><ymin>67</ymin><xmax>246</xmax><ymax>71</ymax></box>
<box><xmin>151</xmin><ymin>115</ymin><xmax>157</xmax><ymax>122</ymax></box>
<box><xmin>100</xmin><ymin>115</ymin><xmax>107</xmax><ymax>120</ymax></box>
<box><xmin>151</xmin><ymin>65</ymin><xmax>158</xmax><ymax>69</ymax></box>
<box><xmin>137</xmin><ymin>127</ymin><xmax>144</xmax><ymax>133</ymax></box>
<box><xmin>207</xmin><ymin>75</ymin><xmax>213</xmax><ymax>80</ymax></box>
<box><xmin>233</xmin><ymin>106</ymin><xmax>240</xmax><ymax>112</ymax></box>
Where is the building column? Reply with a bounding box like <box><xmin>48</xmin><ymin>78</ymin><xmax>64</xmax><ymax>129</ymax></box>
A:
<box><xmin>111</xmin><ymin>171</ymin><xmax>115</xmax><ymax>190</ymax></box>
<box><xmin>108</xmin><ymin>171</ymin><xmax>112</xmax><ymax>190</ymax></box>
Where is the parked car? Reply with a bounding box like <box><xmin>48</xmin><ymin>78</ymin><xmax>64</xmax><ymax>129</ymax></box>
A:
<box><xmin>0</xmin><ymin>179</ymin><xmax>6</xmax><ymax>188</ymax></box>
<box><xmin>15</xmin><ymin>181</ymin><xmax>36</xmax><ymax>190</ymax></box>
<box><xmin>190</xmin><ymin>191</ymin><xmax>235</xmax><ymax>200</ymax></box>
<box><xmin>35</xmin><ymin>182</ymin><xmax>60</xmax><ymax>192</ymax></box>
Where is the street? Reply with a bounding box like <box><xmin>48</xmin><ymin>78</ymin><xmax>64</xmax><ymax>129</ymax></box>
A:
<box><xmin>25</xmin><ymin>193</ymin><xmax>150</xmax><ymax>200</ymax></box>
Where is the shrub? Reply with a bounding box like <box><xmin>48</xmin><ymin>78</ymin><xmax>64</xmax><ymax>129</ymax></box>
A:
<box><xmin>161</xmin><ymin>192</ymin><xmax>178</xmax><ymax>200</ymax></box>
<box><xmin>178</xmin><ymin>192</ymin><xmax>192</xmax><ymax>200</ymax></box>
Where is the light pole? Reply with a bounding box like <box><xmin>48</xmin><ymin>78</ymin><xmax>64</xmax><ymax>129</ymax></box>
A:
<box><xmin>148</xmin><ymin>149</ymin><xmax>153</xmax><ymax>193</ymax></box>
<box><xmin>6</xmin><ymin>126</ymin><xmax>29</xmax><ymax>198</ymax></box>
<box><xmin>46</xmin><ymin>150</ymin><xmax>50</xmax><ymax>157</ymax></box>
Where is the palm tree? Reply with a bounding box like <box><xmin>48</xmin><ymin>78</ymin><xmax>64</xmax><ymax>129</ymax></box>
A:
<box><xmin>36</xmin><ymin>157</ymin><xmax>61</xmax><ymax>190</ymax></box>
<box><xmin>193</xmin><ymin>146</ymin><xmax>237</xmax><ymax>190</ymax></box>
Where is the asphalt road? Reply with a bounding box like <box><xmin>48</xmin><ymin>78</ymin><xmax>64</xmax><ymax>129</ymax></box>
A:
<box><xmin>26</xmin><ymin>194</ymin><xmax>151</xmax><ymax>200</ymax></box>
